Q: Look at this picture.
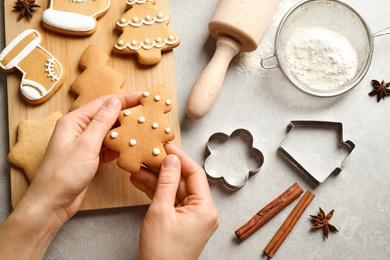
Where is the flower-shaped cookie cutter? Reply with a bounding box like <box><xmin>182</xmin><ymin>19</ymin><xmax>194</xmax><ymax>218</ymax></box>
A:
<box><xmin>204</xmin><ymin>129</ymin><xmax>264</xmax><ymax>190</ymax></box>
<box><xmin>278</xmin><ymin>121</ymin><xmax>356</xmax><ymax>185</ymax></box>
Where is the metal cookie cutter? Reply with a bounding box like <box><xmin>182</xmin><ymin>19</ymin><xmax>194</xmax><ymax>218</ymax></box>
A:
<box><xmin>204</xmin><ymin>129</ymin><xmax>264</xmax><ymax>190</ymax></box>
<box><xmin>278</xmin><ymin>121</ymin><xmax>355</xmax><ymax>185</ymax></box>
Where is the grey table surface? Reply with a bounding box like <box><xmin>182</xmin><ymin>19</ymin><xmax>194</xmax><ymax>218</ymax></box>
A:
<box><xmin>1</xmin><ymin>0</ymin><xmax>390</xmax><ymax>259</ymax></box>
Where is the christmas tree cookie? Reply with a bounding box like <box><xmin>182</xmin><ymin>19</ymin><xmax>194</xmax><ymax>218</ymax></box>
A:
<box><xmin>113</xmin><ymin>0</ymin><xmax>180</xmax><ymax>65</ymax></box>
<box><xmin>104</xmin><ymin>85</ymin><xmax>175</xmax><ymax>173</ymax></box>
<box><xmin>70</xmin><ymin>45</ymin><xmax>124</xmax><ymax>110</ymax></box>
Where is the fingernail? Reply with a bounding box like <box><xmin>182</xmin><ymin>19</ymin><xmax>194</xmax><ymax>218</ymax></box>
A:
<box><xmin>105</xmin><ymin>97</ymin><xmax>120</xmax><ymax>110</ymax></box>
<box><xmin>163</xmin><ymin>154</ymin><xmax>180</xmax><ymax>169</ymax></box>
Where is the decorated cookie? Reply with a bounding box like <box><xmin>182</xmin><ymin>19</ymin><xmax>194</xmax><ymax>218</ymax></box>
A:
<box><xmin>104</xmin><ymin>85</ymin><xmax>175</xmax><ymax>172</ymax></box>
<box><xmin>70</xmin><ymin>45</ymin><xmax>125</xmax><ymax>110</ymax></box>
<box><xmin>113</xmin><ymin>0</ymin><xmax>180</xmax><ymax>65</ymax></box>
<box><xmin>42</xmin><ymin>0</ymin><xmax>111</xmax><ymax>36</ymax></box>
<box><xmin>0</xmin><ymin>29</ymin><xmax>65</xmax><ymax>105</ymax></box>
<box><xmin>7</xmin><ymin>111</ymin><xmax>63</xmax><ymax>183</ymax></box>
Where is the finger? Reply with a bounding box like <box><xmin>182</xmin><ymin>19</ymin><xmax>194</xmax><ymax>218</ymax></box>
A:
<box><xmin>130</xmin><ymin>175</ymin><xmax>155</xmax><ymax>200</ymax></box>
<box><xmin>164</xmin><ymin>144</ymin><xmax>211</xmax><ymax>196</ymax></box>
<box><xmin>81</xmin><ymin>97</ymin><xmax>121</xmax><ymax>145</ymax></box>
<box><xmin>100</xmin><ymin>147</ymin><xmax>119</xmax><ymax>164</ymax></box>
<box><xmin>151</xmin><ymin>154</ymin><xmax>181</xmax><ymax>210</ymax></box>
<box><xmin>131</xmin><ymin>167</ymin><xmax>159</xmax><ymax>191</ymax></box>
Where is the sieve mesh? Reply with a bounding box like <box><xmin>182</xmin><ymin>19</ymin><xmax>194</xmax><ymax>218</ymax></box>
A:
<box><xmin>275</xmin><ymin>0</ymin><xmax>374</xmax><ymax>97</ymax></box>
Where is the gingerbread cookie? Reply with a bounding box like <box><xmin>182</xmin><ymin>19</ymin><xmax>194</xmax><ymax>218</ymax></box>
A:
<box><xmin>0</xmin><ymin>29</ymin><xmax>65</xmax><ymax>105</ymax></box>
<box><xmin>104</xmin><ymin>85</ymin><xmax>175</xmax><ymax>172</ymax></box>
<box><xmin>42</xmin><ymin>0</ymin><xmax>111</xmax><ymax>36</ymax></box>
<box><xmin>70</xmin><ymin>45</ymin><xmax>124</xmax><ymax>110</ymax></box>
<box><xmin>113</xmin><ymin>0</ymin><xmax>180</xmax><ymax>65</ymax></box>
<box><xmin>7</xmin><ymin>111</ymin><xmax>63</xmax><ymax>183</ymax></box>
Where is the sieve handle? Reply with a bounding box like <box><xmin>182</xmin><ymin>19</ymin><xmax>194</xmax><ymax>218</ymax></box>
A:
<box><xmin>261</xmin><ymin>54</ymin><xmax>278</xmax><ymax>69</ymax></box>
<box><xmin>373</xmin><ymin>25</ymin><xmax>390</xmax><ymax>37</ymax></box>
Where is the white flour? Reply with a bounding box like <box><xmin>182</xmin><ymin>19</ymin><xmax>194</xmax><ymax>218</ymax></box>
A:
<box><xmin>285</xmin><ymin>26</ymin><xmax>358</xmax><ymax>90</ymax></box>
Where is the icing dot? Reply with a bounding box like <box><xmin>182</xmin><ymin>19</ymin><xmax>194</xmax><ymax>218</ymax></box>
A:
<box><xmin>152</xmin><ymin>148</ymin><xmax>160</xmax><ymax>156</ymax></box>
<box><xmin>120</xmin><ymin>18</ymin><xmax>126</xmax><ymax>23</ymax></box>
<box><xmin>144</xmin><ymin>39</ymin><xmax>150</xmax><ymax>44</ymax></box>
<box><xmin>138</xmin><ymin>117</ymin><xmax>145</xmax><ymax>123</ymax></box>
<box><xmin>124</xmin><ymin>110</ymin><xmax>131</xmax><ymax>116</ymax></box>
<box><xmin>143</xmin><ymin>91</ymin><xmax>149</xmax><ymax>97</ymax></box>
<box><xmin>152</xmin><ymin>122</ymin><xmax>159</xmax><ymax>129</ymax></box>
<box><xmin>145</xmin><ymin>15</ymin><xmax>151</xmax><ymax>20</ymax></box>
<box><xmin>129</xmin><ymin>139</ymin><xmax>137</xmax><ymax>146</ymax></box>
<box><xmin>165</xmin><ymin>128</ymin><xmax>171</xmax><ymax>134</ymax></box>
<box><xmin>168</xmin><ymin>35</ymin><xmax>174</xmax><ymax>40</ymax></box>
<box><xmin>110</xmin><ymin>131</ymin><xmax>118</xmax><ymax>138</ymax></box>
<box><xmin>118</xmin><ymin>40</ymin><xmax>124</xmax><ymax>45</ymax></box>
<box><xmin>156</xmin><ymin>37</ymin><xmax>162</xmax><ymax>42</ymax></box>
<box><xmin>154</xmin><ymin>95</ymin><xmax>161</xmax><ymax>101</ymax></box>
<box><xmin>157</xmin><ymin>12</ymin><xmax>163</xmax><ymax>18</ymax></box>
<box><xmin>165</xmin><ymin>99</ymin><xmax>172</xmax><ymax>105</ymax></box>
<box><xmin>131</xmin><ymin>40</ymin><xmax>137</xmax><ymax>46</ymax></box>
<box><xmin>133</xmin><ymin>17</ymin><xmax>139</xmax><ymax>22</ymax></box>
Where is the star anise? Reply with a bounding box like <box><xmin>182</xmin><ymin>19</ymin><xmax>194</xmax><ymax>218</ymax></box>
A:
<box><xmin>369</xmin><ymin>79</ymin><xmax>390</xmax><ymax>102</ymax></box>
<box><xmin>13</xmin><ymin>0</ymin><xmax>41</xmax><ymax>21</ymax></box>
<box><xmin>310</xmin><ymin>207</ymin><xmax>338</xmax><ymax>239</ymax></box>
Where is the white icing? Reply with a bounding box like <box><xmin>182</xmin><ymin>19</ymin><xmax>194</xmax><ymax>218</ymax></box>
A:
<box><xmin>124</xmin><ymin>110</ymin><xmax>131</xmax><ymax>116</ymax></box>
<box><xmin>143</xmin><ymin>91</ymin><xmax>149</xmax><ymax>97</ymax></box>
<box><xmin>43</xmin><ymin>0</ymin><xmax>110</xmax><ymax>32</ymax></box>
<box><xmin>0</xmin><ymin>29</ymin><xmax>41</xmax><ymax>70</ymax></box>
<box><xmin>127</xmin><ymin>0</ymin><xmax>154</xmax><ymax>5</ymax></box>
<box><xmin>43</xmin><ymin>9</ymin><xmax>96</xmax><ymax>32</ymax></box>
<box><xmin>165</xmin><ymin>128</ymin><xmax>171</xmax><ymax>134</ymax></box>
<box><xmin>156</xmin><ymin>37</ymin><xmax>161</xmax><ymax>42</ymax></box>
<box><xmin>130</xmin><ymin>139</ymin><xmax>137</xmax><ymax>146</ymax></box>
<box><xmin>118</xmin><ymin>40</ymin><xmax>124</xmax><ymax>45</ymax></box>
<box><xmin>115</xmin><ymin>35</ymin><xmax>179</xmax><ymax>51</ymax></box>
<box><xmin>152</xmin><ymin>148</ymin><xmax>160</xmax><ymax>156</ymax></box>
<box><xmin>116</xmin><ymin>14</ymin><xmax>168</xmax><ymax>27</ymax></box>
<box><xmin>165</xmin><ymin>99</ymin><xmax>171</xmax><ymax>105</ymax></box>
<box><xmin>45</xmin><ymin>58</ymin><xmax>60</xmax><ymax>81</ymax></box>
<box><xmin>110</xmin><ymin>131</ymin><xmax>118</xmax><ymax>138</ymax></box>
<box><xmin>138</xmin><ymin>117</ymin><xmax>145</xmax><ymax>123</ymax></box>
<box><xmin>20</xmin><ymin>79</ymin><xmax>48</xmax><ymax>100</ymax></box>
<box><xmin>152</xmin><ymin>122</ymin><xmax>159</xmax><ymax>129</ymax></box>
<box><xmin>144</xmin><ymin>39</ymin><xmax>150</xmax><ymax>44</ymax></box>
<box><xmin>154</xmin><ymin>95</ymin><xmax>161</xmax><ymax>101</ymax></box>
<box><xmin>70</xmin><ymin>0</ymin><xmax>85</xmax><ymax>3</ymax></box>
<box><xmin>131</xmin><ymin>40</ymin><xmax>137</xmax><ymax>46</ymax></box>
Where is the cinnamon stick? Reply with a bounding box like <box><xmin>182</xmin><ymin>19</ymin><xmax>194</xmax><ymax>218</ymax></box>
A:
<box><xmin>235</xmin><ymin>183</ymin><xmax>303</xmax><ymax>241</ymax></box>
<box><xmin>263</xmin><ymin>190</ymin><xmax>315</xmax><ymax>258</ymax></box>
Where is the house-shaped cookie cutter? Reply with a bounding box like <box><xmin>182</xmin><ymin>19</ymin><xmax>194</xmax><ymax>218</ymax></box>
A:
<box><xmin>278</xmin><ymin>121</ymin><xmax>355</xmax><ymax>185</ymax></box>
<box><xmin>204</xmin><ymin>129</ymin><xmax>264</xmax><ymax>190</ymax></box>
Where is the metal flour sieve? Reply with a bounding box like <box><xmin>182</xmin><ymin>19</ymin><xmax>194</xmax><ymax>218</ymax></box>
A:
<box><xmin>261</xmin><ymin>0</ymin><xmax>390</xmax><ymax>97</ymax></box>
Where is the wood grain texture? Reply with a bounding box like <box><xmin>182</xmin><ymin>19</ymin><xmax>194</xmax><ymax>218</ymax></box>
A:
<box><xmin>4</xmin><ymin>0</ymin><xmax>181</xmax><ymax>210</ymax></box>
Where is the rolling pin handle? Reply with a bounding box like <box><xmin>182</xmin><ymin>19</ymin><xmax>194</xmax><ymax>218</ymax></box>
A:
<box><xmin>186</xmin><ymin>36</ymin><xmax>241</xmax><ymax>119</ymax></box>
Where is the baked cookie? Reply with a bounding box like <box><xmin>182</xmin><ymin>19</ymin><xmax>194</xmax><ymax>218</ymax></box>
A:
<box><xmin>113</xmin><ymin>0</ymin><xmax>180</xmax><ymax>65</ymax></box>
<box><xmin>7</xmin><ymin>111</ymin><xmax>63</xmax><ymax>183</ymax></box>
<box><xmin>70</xmin><ymin>45</ymin><xmax>124</xmax><ymax>110</ymax></box>
<box><xmin>0</xmin><ymin>29</ymin><xmax>65</xmax><ymax>105</ymax></box>
<box><xmin>42</xmin><ymin>0</ymin><xmax>111</xmax><ymax>36</ymax></box>
<box><xmin>104</xmin><ymin>85</ymin><xmax>175</xmax><ymax>172</ymax></box>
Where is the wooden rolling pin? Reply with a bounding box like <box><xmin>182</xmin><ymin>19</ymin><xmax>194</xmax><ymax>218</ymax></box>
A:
<box><xmin>186</xmin><ymin>0</ymin><xmax>281</xmax><ymax>119</ymax></box>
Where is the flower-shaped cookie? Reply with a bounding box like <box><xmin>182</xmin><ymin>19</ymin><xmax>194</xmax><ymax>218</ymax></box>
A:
<box><xmin>204</xmin><ymin>129</ymin><xmax>264</xmax><ymax>190</ymax></box>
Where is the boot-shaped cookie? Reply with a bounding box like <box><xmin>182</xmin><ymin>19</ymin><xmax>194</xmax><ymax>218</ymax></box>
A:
<box><xmin>0</xmin><ymin>29</ymin><xmax>65</xmax><ymax>105</ymax></box>
<box><xmin>42</xmin><ymin>0</ymin><xmax>111</xmax><ymax>36</ymax></box>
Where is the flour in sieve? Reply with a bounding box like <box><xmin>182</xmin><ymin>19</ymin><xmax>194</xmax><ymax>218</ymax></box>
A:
<box><xmin>285</xmin><ymin>26</ymin><xmax>358</xmax><ymax>90</ymax></box>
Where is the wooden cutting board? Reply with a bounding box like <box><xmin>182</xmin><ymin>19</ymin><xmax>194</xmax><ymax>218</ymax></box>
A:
<box><xmin>3</xmin><ymin>0</ymin><xmax>181</xmax><ymax>210</ymax></box>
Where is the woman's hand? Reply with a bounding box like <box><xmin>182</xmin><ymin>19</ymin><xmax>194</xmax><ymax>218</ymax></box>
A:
<box><xmin>131</xmin><ymin>144</ymin><xmax>219</xmax><ymax>260</ymax></box>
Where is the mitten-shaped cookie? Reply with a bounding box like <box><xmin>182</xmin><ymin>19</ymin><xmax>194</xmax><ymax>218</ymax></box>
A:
<box><xmin>114</xmin><ymin>0</ymin><xmax>180</xmax><ymax>65</ymax></box>
<box><xmin>104</xmin><ymin>85</ymin><xmax>175</xmax><ymax>173</ymax></box>
<box><xmin>0</xmin><ymin>29</ymin><xmax>65</xmax><ymax>105</ymax></box>
<box><xmin>70</xmin><ymin>45</ymin><xmax>124</xmax><ymax>110</ymax></box>
<box><xmin>42</xmin><ymin>0</ymin><xmax>111</xmax><ymax>36</ymax></box>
